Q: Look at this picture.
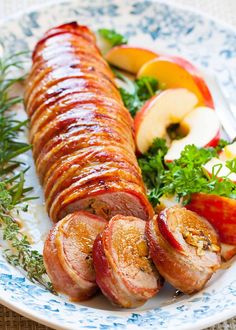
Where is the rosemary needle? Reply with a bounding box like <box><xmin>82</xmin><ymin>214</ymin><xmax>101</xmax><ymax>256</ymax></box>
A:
<box><xmin>0</xmin><ymin>49</ymin><xmax>55</xmax><ymax>293</ymax></box>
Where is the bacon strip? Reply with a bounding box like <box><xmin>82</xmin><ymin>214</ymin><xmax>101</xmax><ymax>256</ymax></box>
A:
<box><xmin>25</xmin><ymin>22</ymin><xmax>153</xmax><ymax>222</ymax></box>
<box><xmin>43</xmin><ymin>211</ymin><xmax>106</xmax><ymax>301</ymax></box>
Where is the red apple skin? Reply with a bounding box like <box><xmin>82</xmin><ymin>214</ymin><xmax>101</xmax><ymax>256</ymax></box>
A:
<box><xmin>134</xmin><ymin>95</ymin><xmax>154</xmax><ymax>155</ymax></box>
<box><xmin>186</xmin><ymin>193</ymin><xmax>236</xmax><ymax>245</ymax></box>
<box><xmin>134</xmin><ymin>93</ymin><xmax>158</xmax><ymax>130</ymax></box>
<box><xmin>203</xmin><ymin>158</ymin><xmax>236</xmax><ymax>185</ymax></box>
<box><xmin>134</xmin><ymin>90</ymin><xmax>216</xmax><ymax>156</ymax></box>
<box><xmin>221</xmin><ymin>243</ymin><xmax>236</xmax><ymax>261</ymax></box>
<box><xmin>158</xmin><ymin>208</ymin><xmax>184</xmax><ymax>252</ymax></box>
<box><xmin>134</xmin><ymin>90</ymin><xmax>170</xmax><ymax>154</ymax></box>
<box><xmin>204</xmin><ymin>129</ymin><xmax>220</xmax><ymax>148</ymax></box>
<box><xmin>162</xmin><ymin>55</ymin><xmax>214</xmax><ymax>109</ymax></box>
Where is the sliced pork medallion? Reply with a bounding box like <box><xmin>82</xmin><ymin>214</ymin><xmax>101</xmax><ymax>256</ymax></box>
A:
<box><xmin>43</xmin><ymin>210</ymin><xmax>106</xmax><ymax>301</ymax></box>
<box><xmin>146</xmin><ymin>206</ymin><xmax>221</xmax><ymax>294</ymax></box>
<box><xmin>25</xmin><ymin>22</ymin><xmax>153</xmax><ymax>222</ymax></box>
<box><xmin>51</xmin><ymin>179</ymin><xmax>154</xmax><ymax>222</ymax></box>
<box><xmin>93</xmin><ymin>215</ymin><xmax>163</xmax><ymax>308</ymax></box>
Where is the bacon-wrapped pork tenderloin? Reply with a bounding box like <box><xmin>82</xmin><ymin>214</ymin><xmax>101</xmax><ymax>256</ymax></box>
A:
<box><xmin>146</xmin><ymin>207</ymin><xmax>221</xmax><ymax>294</ymax></box>
<box><xmin>43</xmin><ymin>211</ymin><xmax>107</xmax><ymax>300</ymax></box>
<box><xmin>93</xmin><ymin>215</ymin><xmax>163</xmax><ymax>308</ymax></box>
<box><xmin>25</xmin><ymin>22</ymin><xmax>153</xmax><ymax>222</ymax></box>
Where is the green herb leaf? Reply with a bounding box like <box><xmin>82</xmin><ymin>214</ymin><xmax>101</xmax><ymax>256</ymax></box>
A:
<box><xmin>215</xmin><ymin>139</ymin><xmax>230</xmax><ymax>152</ymax></box>
<box><xmin>115</xmin><ymin>71</ymin><xmax>159</xmax><ymax>117</ymax></box>
<box><xmin>162</xmin><ymin>145</ymin><xmax>236</xmax><ymax>203</ymax></box>
<box><xmin>135</xmin><ymin>76</ymin><xmax>158</xmax><ymax>101</ymax></box>
<box><xmin>0</xmin><ymin>50</ymin><xmax>54</xmax><ymax>293</ymax></box>
<box><xmin>119</xmin><ymin>87</ymin><xmax>142</xmax><ymax>117</ymax></box>
<box><xmin>138</xmin><ymin>138</ymin><xmax>167</xmax><ymax>206</ymax></box>
<box><xmin>138</xmin><ymin>139</ymin><xmax>236</xmax><ymax>207</ymax></box>
<box><xmin>226</xmin><ymin>158</ymin><xmax>236</xmax><ymax>173</ymax></box>
<box><xmin>98</xmin><ymin>28</ymin><xmax>128</xmax><ymax>47</ymax></box>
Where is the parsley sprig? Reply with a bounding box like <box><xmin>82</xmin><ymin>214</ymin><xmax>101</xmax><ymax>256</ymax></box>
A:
<box><xmin>138</xmin><ymin>139</ymin><xmax>167</xmax><ymax>206</ymax></box>
<box><xmin>138</xmin><ymin>139</ymin><xmax>236</xmax><ymax>206</ymax></box>
<box><xmin>98</xmin><ymin>28</ymin><xmax>128</xmax><ymax>47</ymax></box>
<box><xmin>0</xmin><ymin>50</ymin><xmax>54</xmax><ymax>292</ymax></box>
<box><xmin>114</xmin><ymin>70</ymin><xmax>159</xmax><ymax>117</ymax></box>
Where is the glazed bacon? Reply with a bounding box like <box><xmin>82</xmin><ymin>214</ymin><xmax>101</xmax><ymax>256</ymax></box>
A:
<box><xmin>43</xmin><ymin>211</ymin><xmax>107</xmax><ymax>300</ymax></box>
<box><xmin>93</xmin><ymin>215</ymin><xmax>163</xmax><ymax>307</ymax></box>
<box><xmin>146</xmin><ymin>207</ymin><xmax>221</xmax><ymax>294</ymax></box>
<box><xmin>25</xmin><ymin>22</ymin><xmax>153</xmax><ymax>222</ymax></box>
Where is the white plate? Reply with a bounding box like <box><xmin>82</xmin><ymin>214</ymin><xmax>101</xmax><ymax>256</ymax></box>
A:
<box><xmin>0</xmin><ymin>1</ymin><xmax>236</xmax><ymax>329</ymax></box>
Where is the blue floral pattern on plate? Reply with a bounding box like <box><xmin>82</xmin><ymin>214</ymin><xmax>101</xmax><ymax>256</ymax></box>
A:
<box><xmin>0</xmin><ymin>1</ymin><xmax>236</xmax><ymax>329</ymax></box>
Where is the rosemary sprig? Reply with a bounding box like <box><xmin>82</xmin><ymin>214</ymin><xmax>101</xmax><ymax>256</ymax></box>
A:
<box><xmin>0</xmin><ymin>50</ymin><xmax>54</xmax><ymax>292</ymax></box>
<box><xmin>0</xmin><ymin>51</ymin><xmax>31</xmax><ymax>176</ymax></box>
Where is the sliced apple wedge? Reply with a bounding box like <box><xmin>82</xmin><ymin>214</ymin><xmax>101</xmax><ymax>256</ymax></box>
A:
<box><xmin>134</xmin><ymin>88</ymin><xmax>198</xmax><ymax>154</ymax></box>
<box><xmin>219</xmin><ymin>141</ymin><xmax>236</xmax><ymax>161</ymax></box>
<box><xmin>137</xmin><ymin>55</ymin><xmax>214</xmax><ymax>108</ymax></box>
<box><xmin>221</xmin><ymin>243</ymin><xmax>236</xmax><ymax>261</ymax></box>
<box><xmin>165</xmin><ymin>107</ymin><xmax>220</xmax><ymax>162</ymax></box>
<box><xmin>157</xmin><ymin>194</ymin><xmax>180</xmax><ymax>212</ymax></box>
<box><xmin>202</xmin><ymin>157</ymin><xmax>236</xmax><ymax>183</ymax></box>
<box><xmin>200</xmin><ymin>140</ymin><xmax>236</xmax><ymax>185</ymax></box>
<box><xmin>186</xmin><ymin>193</ymin><xmax>236</xmax><ymax>245</ymax></box>
<box><xmin>105</xmin><ymin>45</ymin><xmax>158</xmax><ymax>74</ymax></box>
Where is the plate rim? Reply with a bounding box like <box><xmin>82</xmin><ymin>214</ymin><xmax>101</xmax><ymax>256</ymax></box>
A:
<box><xmin>1</xmin><ymin>292</ymin><xmax>236</xmax><ymax>330</ymax></box>
<box><xmin>1</xmin><ymin>0</ymin><xmax>236</xmax><ymax>35</ymax></box>
<box><xmin>0</xmin><ymin>0</ymin><xmax>236</xmax><ymax>329</ymax></box>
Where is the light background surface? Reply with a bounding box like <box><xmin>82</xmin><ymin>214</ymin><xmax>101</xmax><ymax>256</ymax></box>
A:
<box><xmin>0</xmin><ymin>0</ymin><xmax>235</xmax><ymax>329</ymax></box>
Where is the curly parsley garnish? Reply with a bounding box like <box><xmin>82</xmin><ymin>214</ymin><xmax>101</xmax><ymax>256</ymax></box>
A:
<box><xmin>115</xmin><ymin>70</ymin><xmax>159</xmax><ymax>116</ymax></box>
<box><xmin>138</xmin><ymin>139</ymin><xmax>236</xmax><ymax>206</ymax></box>
<box><xmin>138</xmin><ymin>138</ymin><xmax>167</xmax><ymax>206</ymax></box>
<box><xmin>98</xmin><ymin>28</ymin><xmax>128</xmax><ymax>47</ymax></box>
<box><xmin>0</xmin><ymin>50</ymin><xmax>54</xmax><ymax>292</ymax></box>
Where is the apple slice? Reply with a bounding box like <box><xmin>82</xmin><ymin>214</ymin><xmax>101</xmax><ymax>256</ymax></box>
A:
<box><xmin>137</xmin><ymin>56</ymin><xmax>214</xmax><ymax>108</ymax></box>
<box><xmin>165</xmin><ymin>107</ymin><xmax>220</xmax><ymax>162</ymax></box>
<box><xmin>134</xmin><ymin>88</ymin><xmax>198</xmax><ymax>154</ymax></box>
<box><xmin>221</xmin><ymin>243</ymin><xmax>236</xmax><ymax>261</ymax></box>
<box><xmin>202</xmin><ymin>157</ymin><xmax>236</xmax><ymax>183</ymax></box>
<box><xmin>157</xmin><ymin>194</ymin><xmax>180</xmax><ymax>212</ymax></box>
<box><xmin>220</xmin><ymin>141</ymin><xmax>236</xmax><ymax>161</ymax></box>
<box><xmin>105</xmin><ymin>45</ymin><xmax>158</xmax><ymax>74</ymax></box>
<box><xmin>186</xmin><ymin>193</ymin><xmax>236</xmax><ymax>245</ymax></box>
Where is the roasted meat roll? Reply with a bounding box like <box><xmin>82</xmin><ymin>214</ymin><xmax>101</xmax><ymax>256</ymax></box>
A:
<box><xmin>43</xmin><ymin>210</ymin><xmax>107</xmax><ymax>300</ymax></box>
<box><xmin>146</xmin><ymin>206</ymin><xmax>221</xmax><ymax>294</ymax></box>
<box><xmin>93</xmin><ymin>215</ymin><xmax>163</xmax><ymax>308</ymax></box>
<box><xmin>25</xmin><ymin>22</ymin><xmax>153</xmax><ymax>222</ymax></box>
